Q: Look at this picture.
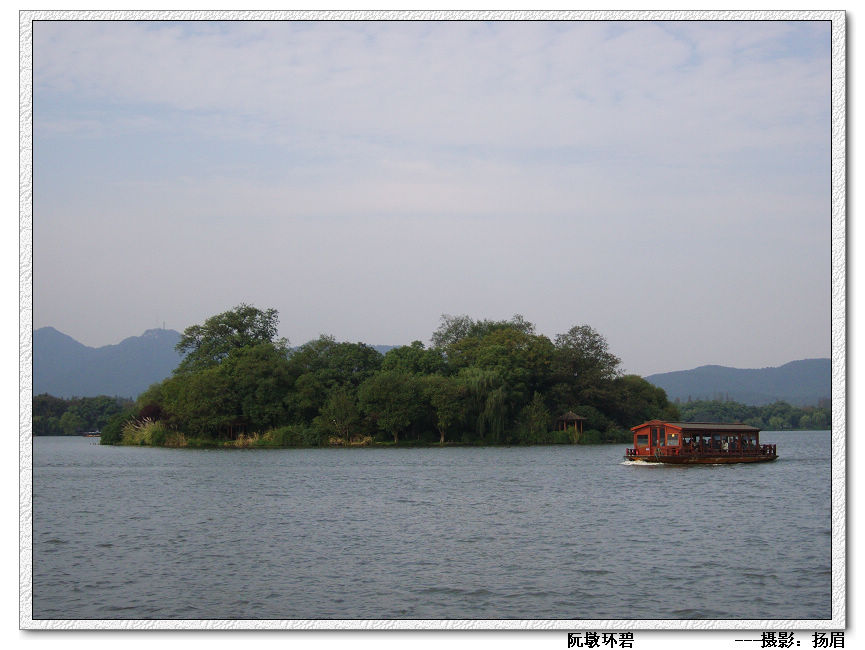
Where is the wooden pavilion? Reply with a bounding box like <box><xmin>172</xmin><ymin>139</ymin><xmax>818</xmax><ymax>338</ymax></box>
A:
<box><xmin>556</xmin><ymin>411</ymin><xmax>586</xmax><ymax>437</ymax></box>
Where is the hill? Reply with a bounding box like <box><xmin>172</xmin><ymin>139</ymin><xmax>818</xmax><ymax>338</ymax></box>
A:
<box><xmin>644</xmin><ymin>358</ymin><xmax>831</xmax><ymax>407</ymax></box>
<box><xmin>33</xmin><ymin>327</ymin><xmax>184</xmax><ymax>398</ymax></box>
<box><xmin>34</xmin><ymin>325</ymin><xmax>827</xmax><ymax>408</ymax></box>
<box><xmin>32</xmin><ymin>328</ymin><xmax>399</xmax><ymax>399</ymax></box>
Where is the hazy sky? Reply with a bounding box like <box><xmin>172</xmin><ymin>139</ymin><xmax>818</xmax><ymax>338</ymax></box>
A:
<box><xmin>32</xmin><ymin>19</ymin><xmax>831</xmax><ymax>376</ymax></box>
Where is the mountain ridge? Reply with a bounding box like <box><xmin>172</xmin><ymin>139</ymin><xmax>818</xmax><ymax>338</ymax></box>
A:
<box><xmin>644</xmin><ymin>358</ymin><xmax>830</xmax><ymax>407</ymax></box>
<box><xmin>33</xmin><ymin>326</ymin><xmax>830</xmax><ymax>406</ymax></box>
<box><xmin>34</xmin><ymin>326</ymin><xmax>185</xmax><ymax>398</ymax></box>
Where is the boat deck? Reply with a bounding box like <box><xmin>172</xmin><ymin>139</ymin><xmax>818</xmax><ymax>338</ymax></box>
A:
<box><xmin>625</xmin><ymin>443</ymin><xmax>777</xmax><ymax>464</ymax></box>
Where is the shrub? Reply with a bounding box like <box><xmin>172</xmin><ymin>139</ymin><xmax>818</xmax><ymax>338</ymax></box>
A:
<box><xmin>183</xmin><ymin>437</ymin><xmax>219</xmax><ymax>448</ymax></box>
<box><xmin>573</xmin><ymin>405</ymin><xmax>614</xmax><ymax>433</ymax></box>
<box><xmin>605</xmin><ymin>428</ymin><xmax>632</xmax><ymax>443</ymax></box>
<box><xmin>120</xmin><ymin>418</ymin><xmax>170</xmax><ymax>446</ymax></box>
<box><xmin>257</xmin><ymin>424</ymin><xmax>322</xmax><ymax>447</ymax></box>
<box><xmin>138</xmin><ymin>402</ymin><xmax>164</xmax><ymax>421</ymax></box>
<box><xmin>99</xmin><ymin>407</ymin><xmax>138</xmax><ymax>445</ymax></box>
<box><xmin>164</xmin><ymin>431</ymin><xmax>188</xmax><ymax>447</ymax></box>
<box><xmin>577</xmin><ymin>429</ymin><xmax>605</xmax><ymax>445</ymax></box>
<box><xmin>227</xmin><ymin>432</ymin><xmax>261</xmax><ymax>448</ymax></box>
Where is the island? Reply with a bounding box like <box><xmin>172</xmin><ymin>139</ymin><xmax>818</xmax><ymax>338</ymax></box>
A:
<box><xmin>77</xmin><ymin>304</ymin><xmax>828</xmax><ymax>449</ymax></box>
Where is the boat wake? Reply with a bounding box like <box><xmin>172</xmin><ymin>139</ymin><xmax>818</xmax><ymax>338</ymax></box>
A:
<box><xmin>619</xmin><ymin>459</ymin><xmax>661</xmax><ymax>466</ymax></box>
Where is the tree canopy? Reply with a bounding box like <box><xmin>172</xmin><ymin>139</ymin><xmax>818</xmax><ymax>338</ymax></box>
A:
<box><xmin>175</xmin><ymin>304</ymin><xmax>287</xmax><ymax>374</ymax></box>
<box><xmin>33</xmin><ymin>394</ymin><xmax>133</xmax><ymax>436</ymax></box>
<box><xmin>101</xmin><ymin>308</ymin><xmax>689</xmax><ymax>447</ymax></box>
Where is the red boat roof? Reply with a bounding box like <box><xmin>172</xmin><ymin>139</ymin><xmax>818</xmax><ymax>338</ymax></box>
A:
<box><xmin>631</xmin><ymin>420</ymin><xmax>761</xmax><ymax>433</ymax></box>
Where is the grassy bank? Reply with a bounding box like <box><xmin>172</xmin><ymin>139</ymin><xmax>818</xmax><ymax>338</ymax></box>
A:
<box><xmin>111</xmin><ymin>418</ymin><xmax>631</xmax><ymax>449</ymax></box>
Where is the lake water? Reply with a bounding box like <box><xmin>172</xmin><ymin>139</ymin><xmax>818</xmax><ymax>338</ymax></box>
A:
<box><xmin>31</xmin><ymin>432</ymin><xmax>832</xmax><ymax>620</ymax></box>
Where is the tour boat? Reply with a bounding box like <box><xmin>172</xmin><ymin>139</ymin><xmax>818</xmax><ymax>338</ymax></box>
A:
<box><xmin>625</xmin><ymin>420</ymin><xmax>777</xmax><ymax>464</ymax></box>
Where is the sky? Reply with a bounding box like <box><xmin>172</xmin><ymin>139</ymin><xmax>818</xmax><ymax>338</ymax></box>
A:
<box><xmin>30</xmin><ymin>18</ymin><xmax>832</xmax><ymax>376</ymax></box>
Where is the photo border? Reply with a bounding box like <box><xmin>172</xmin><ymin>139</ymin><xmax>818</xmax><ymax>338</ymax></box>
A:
<box><xmin>18</xmin><ymin>8</ymin><xmax>847</xmax><ymax>632</ymax></box>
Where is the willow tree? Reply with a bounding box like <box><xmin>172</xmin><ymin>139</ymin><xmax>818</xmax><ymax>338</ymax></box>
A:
<box><xmin>457</xmin><ymin>366</ymin><xmax>504</xmax><ymax>443</ymax></box>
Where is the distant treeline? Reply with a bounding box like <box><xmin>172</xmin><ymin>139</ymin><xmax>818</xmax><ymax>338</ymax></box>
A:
<box><xmin>33</xmin><ymin>394</ymin><xmax>133</xmax><ymax>436</ymax></box>
<box><xmin>99</xmin><ymin>304</ymin><xmax>681</xmax><ymax>448</ymax></box>
<box><xmin>677</xmin><ymin>399</ymin><xmax>830</xmax><ymax>430</ymax></box>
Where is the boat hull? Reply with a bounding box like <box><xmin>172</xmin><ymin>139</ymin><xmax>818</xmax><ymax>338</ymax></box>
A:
<box><xmin>625</xmin><ymin>453</ymin><xmax>777</xmax><ymax>464</ymax></box>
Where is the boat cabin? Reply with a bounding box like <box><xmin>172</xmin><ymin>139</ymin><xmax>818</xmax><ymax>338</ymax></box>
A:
<box><xmin>626</xmin><ymin>420</ymin><xmax>777</xmax><ymax>463</ymax></box>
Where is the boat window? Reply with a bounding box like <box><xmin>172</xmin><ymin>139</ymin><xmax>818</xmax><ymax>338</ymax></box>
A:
<box><xmin>666</xmin><ymin>432</ymin><xmax>679</xmax><ymax>446</ymax></box>
<box><xmin>636</xmin><ymin>434</ymin><xmax>649</xmax><ymax>447</ymax></box>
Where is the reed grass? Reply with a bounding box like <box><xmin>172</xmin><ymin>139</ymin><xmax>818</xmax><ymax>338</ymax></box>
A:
<box><xmin>120</xmin><ymin>418</ymin><xmax>170</xmax><ymax>446</ymax></box>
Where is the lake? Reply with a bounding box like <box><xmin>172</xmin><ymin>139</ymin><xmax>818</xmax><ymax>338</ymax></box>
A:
<box><xmin>31</xmin><ymin>432</ymin><xmax>832</xmax><ymax>620</ymax></box>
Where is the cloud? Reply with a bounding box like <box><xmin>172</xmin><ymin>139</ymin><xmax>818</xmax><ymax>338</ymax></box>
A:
<box><xmin>31</xmin><ymin>19</ymin><xmax>832</xmax><ymax>373</ymax></box>
<box><xmin>34</xmin><ymin>21</ymin><xmax>827</xmax><ymax>147</ymax></box>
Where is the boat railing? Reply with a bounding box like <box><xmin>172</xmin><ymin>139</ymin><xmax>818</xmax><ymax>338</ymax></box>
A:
<box><xmin>627</xmin><ymin>443</ymin><xmax>776</xmax><ymax>458</ymax></box>
<box><xmin>760</xmin><ymin>443</ymin><xmax>776</xmax><ymax>456</ymax></box>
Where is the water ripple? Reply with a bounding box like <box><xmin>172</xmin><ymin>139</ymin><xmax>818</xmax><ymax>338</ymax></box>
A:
<box><xmin>32</xmin><ymin>433</ymin><xmax>832</xmax><ymax>620</ymax></box>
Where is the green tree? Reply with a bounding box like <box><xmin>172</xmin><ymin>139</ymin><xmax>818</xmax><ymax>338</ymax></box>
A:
<box><xmin>677</xmin><ymin>399</ymin><xmax>832</xmax><ymax>431</ymax></box>
<box><xmin>159</xmin><ymin>367</ymin><xmax>238</xmax><ymax>438</ymax></box>
<box><xmin>313</xmin><ymin>387</ymin><xmax>361</xmax><ymax>442</ymax></box>
<box><xmin>430</xmin><ymin>314</ymin><xmax>475</xmax><ymax>348</ymax></box>
<box><xmin>382</xmin><ymin>341</ymin><xmax>447</xmax><ymax>375</ymax></box>
<box><xmin>420</xmin><ymin>374</ymin><xmax>467</xmax><ymax>444</ymax></box>
<box><xmin>175</xmin><ymin>304</ymin><xmax>287</xmax><ymax>373</ymax></box>
<box><xmin>441</xmin><ymin>323</ymin><xmax>555</xmax><ymax>441</ymax></box>
<box><xmin>33</xmin><ymin>394</ymin><xmax>68</xmax><ymax>436</ymax></box>
<box><xmin>607</xmin><ymin>374</ymin><xmax>680</xmax><ymax>427</ymax></box>
<box><xmin>33</xmin><ymin>394</ymin><xmax>68</xmax><ymax>419</ymax></box>
<box><xmin>285</xmin><ymin>335</ymin><xmax>383</xmax><ymax>421</ymax></box>
<box><xmin>32</xmin><ymin>415</ymin><xmax>61</xmax><ymax>436</ymax></box>
<box><xmin>547</xmin><ymin>325</ymin><xmax>623</xmax><ymax>420</ymax></box>
<box><xmin>286</xmin><ymin>372</ymin><xmax>328</xmax><ymax>424</ymax></box>
<box><xmin>570</xmin><ymin>404</ymin><xmax>614</xmax><ymax>437</ymax></box>
<box><xmin>59</xmin><ymin>411</ymin><xmax>85</xmax><ymax>435</ymax></box>
<box><xmin>70</xmin><ymin>396</ymin><xmax>129</xmax><ymax>431</ymax></box>
<box><xmin>287</xmin><ymin>336</ymin><xmax>382</xmax><ymax>386</ymax></box>
<box><xmin>812</xmin><ymin>409</ymin><xmax>830</xmax><ymax>429</ymax></box>
<box><xmin>144</xmin><ymin>341</ymin><xmax>295</xmax><ymax>438</ymax></box>
<box><xmin>357</xmin><ymin>371</ymin><xmax>421</xmax><ymax>444</ymax></box>
<box><xmin>553</xmin><ymin>325</ymin><xmax>621</xmax><ymax>387</ymax></box>
<box><xmin>99</xmin><ymin>406</ymin><xmax>138</xmax><ymax>444</ymax></box>
<box><xmin>518</xmin><ymin>391</ymin><xmax>551</xmax><ymax>442</ymax></box>
<box><xmin>457</xmin><ymin>366</ymin><xmax>505</xmax><ymax>443</ymax></box>
<box><xmin>220</xmin><ymin>342</ymin><xmax>294</xmax><ymax>431</ymax></box>
<box><xmin>33</xmin><ymin>395</ymin><xmax>130</xmax><ymax>435</ymax></box>
<box><xmin>431</xmin><ymin>313</ymin><xmax>536</xmax><ymax>348</ymax></box>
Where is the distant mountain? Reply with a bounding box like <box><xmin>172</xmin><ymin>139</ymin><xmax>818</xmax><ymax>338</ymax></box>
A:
<box><xmin>644</xmin><ymin>358</ymin><xmax>831</xmax><ymax>407</ymax></box>
<box><xmin>33</xmin><ymin>329</ymin><xmax>401</xmax><ymax>399</ymax></box>
<box><xmin>33</xmin><ymin>327</ymin><xmax>184</xmax><ymax>398</ymax></box>
<box><xmin>42</xmin><ymin>329</ymin><xmax>828</xmax><ymax>407</ymax></box>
